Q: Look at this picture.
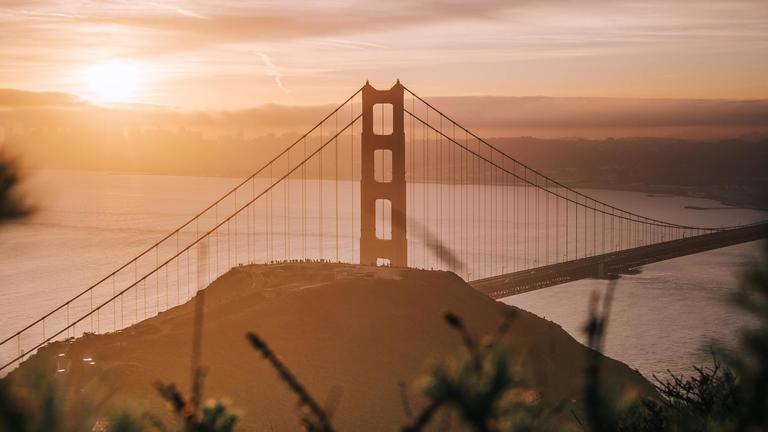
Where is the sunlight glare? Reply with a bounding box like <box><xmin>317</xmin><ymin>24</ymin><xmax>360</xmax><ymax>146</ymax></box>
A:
<box><xmin>82</xmin><ymin>61</ymin><xmax>145</xmax><ymax>103</ymax></box>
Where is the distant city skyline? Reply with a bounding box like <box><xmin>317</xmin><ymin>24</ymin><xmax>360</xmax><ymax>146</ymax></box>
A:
<box><xmin>1</xmin><ymin>0</ymin><xmax>767</xmax><ymax>108</ymax></box>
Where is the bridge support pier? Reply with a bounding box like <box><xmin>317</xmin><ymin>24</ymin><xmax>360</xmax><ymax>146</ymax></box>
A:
<box><xmin>359</xmin><ymin>81</ymin><xmax>408</xmax><ymax>267</ymax></box>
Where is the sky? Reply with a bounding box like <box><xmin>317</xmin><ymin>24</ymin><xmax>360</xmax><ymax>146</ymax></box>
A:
<box><xmin>1</xmin><ymin>0</ymin><xmax>768</xmax><ymax>109</ymax></box>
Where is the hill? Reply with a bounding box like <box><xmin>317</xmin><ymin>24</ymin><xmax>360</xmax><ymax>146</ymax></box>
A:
<box><xmin>8</xmin><ymin>263</ymin><xmax>655</xmax><ymax>430</ymax></box>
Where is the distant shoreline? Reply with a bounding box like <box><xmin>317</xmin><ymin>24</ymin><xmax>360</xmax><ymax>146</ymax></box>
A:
<box><xmin>564</xmin><ymin>180</ymin><xmax>766</xmax><ymax>211</ymax></box>
<box><xmin>684</xmin><ymin>205</ymin><xmax>744</xmax><ymax>211</ymax></box>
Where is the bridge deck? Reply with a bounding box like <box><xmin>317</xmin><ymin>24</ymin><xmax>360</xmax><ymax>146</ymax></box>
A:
<box><xmin>469</xmin><ymin>222</ymin><xmax>768</xmax><ymax>299</ymax></box>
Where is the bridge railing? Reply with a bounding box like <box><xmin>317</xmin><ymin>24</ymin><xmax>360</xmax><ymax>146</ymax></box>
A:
<box><xmin>0</xmin><ymin>89</ymin><xmax>364</xmax><ymax>374</ymax></box>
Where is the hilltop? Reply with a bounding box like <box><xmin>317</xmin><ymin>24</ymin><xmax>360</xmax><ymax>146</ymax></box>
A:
<box><xmin>8</xmin><ymin>263</ymin><xmax>655</xmax><ymax>430</ymax></box>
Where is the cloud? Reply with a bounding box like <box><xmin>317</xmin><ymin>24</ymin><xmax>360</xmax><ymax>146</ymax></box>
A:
<box><xmin>0</xmin><ymin>95</ymin><xmax>336</xmax><ymax>135</ymax></box>
<box><xmin>1</xmin><ymin>89</ymin><xmax>765</xmax><ymax>139</ymax></box>
<box><xmin>258</xmin><ymin>53</ymin><xmax>291</xmax><ymax>98</ymax></box>
<box><xmin>0</xmin><ymin>88</ymin><xmax>86</xmax><ymax>108</ymax></box>
<box><xmin>0</xmin><ymin>0</ymin><xmax>512</xmax><ymax>56</ymax></box>
<box><xmin>424</xmin><ymin>96</ymin><xmax>768</xmax><ymax>129</ymax></box>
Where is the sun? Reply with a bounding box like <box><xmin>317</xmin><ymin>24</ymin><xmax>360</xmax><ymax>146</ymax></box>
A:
<box><xmin>82</xmin><ymin>61</ymin><xmax>145</xmax><ymax>103</ymax></box>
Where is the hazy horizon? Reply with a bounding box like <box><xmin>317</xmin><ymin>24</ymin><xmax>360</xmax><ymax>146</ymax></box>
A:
<box><xmin>2</xmin><ymin>87</ymin><xmax>767</xmax><ymax>143</ymax></box>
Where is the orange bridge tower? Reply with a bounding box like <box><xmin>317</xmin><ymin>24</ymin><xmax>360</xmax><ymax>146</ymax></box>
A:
<box><xmin>359</xmin><ymin>81</ymin><xmax>408</xmax><ymax>267</ymax></box>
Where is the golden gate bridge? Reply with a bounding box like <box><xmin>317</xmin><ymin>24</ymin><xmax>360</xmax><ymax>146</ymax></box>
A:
<box><xmin>2</xmin><ymin>81</ymin><xmax>766</xmax><ymax>374</ymax></box>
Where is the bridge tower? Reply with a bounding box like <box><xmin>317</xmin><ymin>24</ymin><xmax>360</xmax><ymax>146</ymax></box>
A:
<box><xmin>360</xmin><ymin>81</ymin><xmax>408</xmax><ymax>267</ymax></box>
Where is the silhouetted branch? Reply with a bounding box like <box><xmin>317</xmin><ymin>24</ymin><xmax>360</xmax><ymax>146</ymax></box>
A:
<box><xmin>190</xmin><ymin>287</ymin><xmax>207</xmax><ymax>415</ymax></box>
<box><xmin>246</xmin><ymin>332</ymin><xmax>334</xmax><ymax>432</ymax></box>
<box><xmin>489</xmin><ymin>310</ymin><xmax>517</xmax><ymax>347</ymax></box>
<box><xmin>443</xmin><ymin>312</ymin><xmax>480</xmax><ymax>367</ymax></box>
<box><xmin>401</xmin><ymin>399</ymin><xmax>443</xmax><ymax>432</ymax></box>
<box><xmin>582</xmin><ymin>280</ymin><xmax>618</xmax><ymax>432</ymax></box>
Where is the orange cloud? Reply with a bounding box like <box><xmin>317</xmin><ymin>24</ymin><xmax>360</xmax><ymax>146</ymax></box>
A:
<box><xmin>0</xmin><ymin>88</ymin><xmax>86</xmax><ymax>108</ymax></box>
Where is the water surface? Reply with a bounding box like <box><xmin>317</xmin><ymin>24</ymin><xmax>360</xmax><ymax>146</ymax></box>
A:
<box><xmin>1</xmin><ymin>170</ymin><xmax>765</xmax><ymax>378</ymax></box>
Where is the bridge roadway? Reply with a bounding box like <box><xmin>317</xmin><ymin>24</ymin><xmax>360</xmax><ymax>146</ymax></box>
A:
<box><xmin>470</xmin><ymin>222</ymin><xmax>768</xmax><ymax>299</ymax></box>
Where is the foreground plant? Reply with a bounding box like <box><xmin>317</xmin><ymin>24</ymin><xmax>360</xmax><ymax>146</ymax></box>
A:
<box><xmin>728</xmin><ymin>240</ymin><xmax>768</xmax><ymax>430</ymax></box>
<box><xmin>153</xmin><ymin>368</ymin><xmax>238</xmax><ymax>432</ymax></box>
<box><xmin>401</xmin><ymin>310</ymin><xmax>558</xmax><ymax>432</ymax></box>
<box><xmin>0</xmin><ymin>155</ymin><xmax>30</xmax><ymax>224</ymax></box>
<box><xmin>578</xmin><ymin>241</ymin><xmax>768</xmax><ymax>432</ymax></box>
<box><xmin>0</xmin><ymin>369</ymin><xmax>144</xmax><ymax>432</ymax></box>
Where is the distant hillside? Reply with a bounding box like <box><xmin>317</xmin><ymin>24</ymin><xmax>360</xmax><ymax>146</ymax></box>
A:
<box><xmin>5</xmin><ymin>121</ymin><xmax>766</xmax><ymax>206</ymax></box>
<box><xmin>489</xmin><ymin>135</ymin><xmax>768</xmax><ymax>207</ymax></box>
<box><xmin>8</xmin><ymin>263</ymin><xmax>654</xmax><ymax>431</ymax></box>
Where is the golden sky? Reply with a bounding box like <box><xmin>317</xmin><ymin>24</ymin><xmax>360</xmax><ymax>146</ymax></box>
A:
<box><xmin>1</xmin><ymin>0</ymin><xmax>767</xmax><ymax>108</ymax></box>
